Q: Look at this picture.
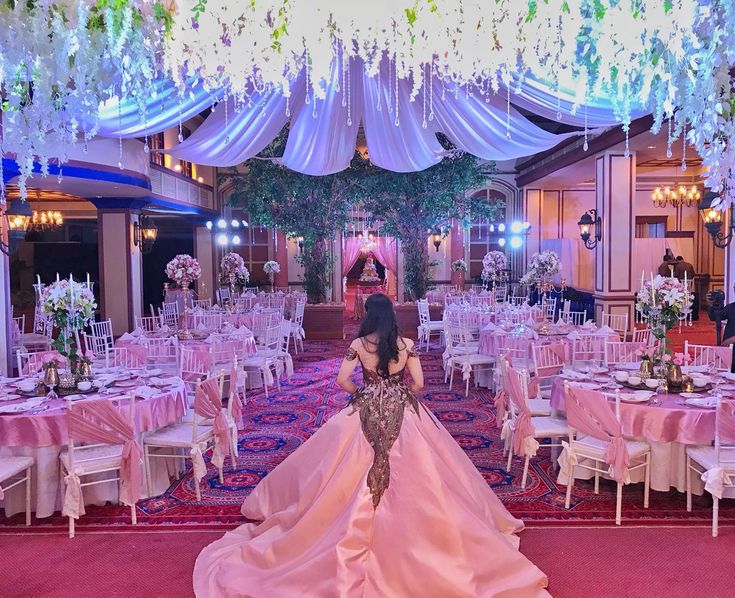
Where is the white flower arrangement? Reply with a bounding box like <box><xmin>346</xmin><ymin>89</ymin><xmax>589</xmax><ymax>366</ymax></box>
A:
<box><xmin>41</xmin><ymin>278</ymin><xmax>97</xmax><ymax>360</ymax></box>
<box><xmin>450</xmin><ymin>259</ymin><xmax>467</xmax><ymax>273</ymax></box>
<box><xmin>481</xmin><ymin>251</ymin><xmax>507</xmax><ymax>281</ymax></box>
<box><xmin>520</xmin><ymin>250</ymin><xmax>561</xmax><ymax>285</ymax></box>
<box><xmin>264</xmin><ymin>261</ymin><xmax>281</xmax><ymax>275</ymax></box>
<box><xmin>636</xmin><ymin>275</ymin><xmax>693</xmax><ymax>330</ymax></box>
<box><xmin>220</xmin><ymin>252</ymin><xmax>249</xmax><ymax>286</ymax></box>
<box><xmin>166</xmin><ymin>254</ymin><xmax>202</xmax><ymax>288</ymax></box>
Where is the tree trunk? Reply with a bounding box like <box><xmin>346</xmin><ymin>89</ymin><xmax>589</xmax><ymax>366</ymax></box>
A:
<box><xmin>401</xmin><ymin>230</ymin><xmax>429</xmax><ymax>301</ymax></box>
<box><xmin>302</xmin><ymin>238</ymin><xmax>330</xmax><ymax>304</ymax></box>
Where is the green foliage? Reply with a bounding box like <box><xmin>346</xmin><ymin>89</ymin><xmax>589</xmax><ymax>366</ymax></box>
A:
<box><xmin>359</xmin><ymin>141</ymin><xmax>501</xmax><ymax>300</ymax></box>
<box><xmin>221</xmin><ymin>129</ymin><xmax>370</xmax><ymax>304</ymax></box>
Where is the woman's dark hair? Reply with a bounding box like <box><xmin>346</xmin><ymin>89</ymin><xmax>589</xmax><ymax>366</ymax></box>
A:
<box><xmin>357</xmin><ymin>293</ymin><xmax>401</xmax><ymax>378</ymax></box>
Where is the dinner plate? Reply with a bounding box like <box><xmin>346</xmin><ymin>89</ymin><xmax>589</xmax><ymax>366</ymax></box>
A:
<box><xmin>0</xmin><ymin>399</ymin><xmax>45</xmax><ymax>414</ymax></box>
<box><xmin>619</xmin><ymin>391</ymin><xmax>654</xmax><ymax>403</ymax></box>
<box><xmin>0</xmin><ymin>393</ymin><xmax>21</xmax><ymax>402</ymax></box>
<box><xmin>685</xmin><ymin>397</ymin><xmax>717</xmax><ymax>409</ymax></box>
<box><xmin>141</xmin><ymin>368</ymin><xmax>163</xmax><ymax>378</ymax></box>
<box><xmin>618</xmin><ymin>362</ymin><xmax>641</xmax><ymax>371</ymax></box>
<box><xmin>114</xmin><ymin>379</ymin><xmax>139</xmax><ymax>388</ymax></box>
<box><xmin>572</xmin><ymin>382</ymin><xmax>601</xmax><ymax>390</ymax></box>
<box><xmin>680</xmin><ymin>393</ymin><xmax>704</xmax><ymax>399</ymax></box>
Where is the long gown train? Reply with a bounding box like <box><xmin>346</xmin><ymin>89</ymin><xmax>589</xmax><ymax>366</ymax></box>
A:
<box><xmin>194</xmin><ymin>368</ymin><xmax>549</xmax><ymax>597</ymax></box>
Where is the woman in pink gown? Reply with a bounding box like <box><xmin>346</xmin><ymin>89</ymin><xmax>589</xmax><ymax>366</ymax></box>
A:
<box><xmin>194</xmin><ymin>294</ymin><xmax>549</xmax><ymax>597</ymax></box>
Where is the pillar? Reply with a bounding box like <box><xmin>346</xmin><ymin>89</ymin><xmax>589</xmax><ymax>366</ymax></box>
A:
<box><xmin>450</xmin><ymin>219</ymin><xmax>465</xmax><ymax>288</ymax></box>
<box><xmin>274</xmin><ymin>230</ymin><xmax>288</xmax><ymax>289</ymax></box>
<box><xmin>593</xmin><ymin>152</ymin><xmax>636</xmax><ymax>334</ymax></box>
<box><xmin>524</xmin><ymin>188</ymin><xmax>543</xmax><ymax>263</ymax></box>
<box><xmin>95</xmin><ymin>200</ymin><xmax>147</xmax><ymax>335</ymax></box>
<box><xmin>194</xmin><ymin>225</ymin><xmax>215</xmax><ymax>300</ymax></box>
<box><xmin>0</xmin><ymin>158</ymin><xmax>20</xmax><ymax>375</ymax></box>
<box><xmin>332</xmin><ymin>236</ymin><xmax>343</xmax><ymax>304</ymax></box>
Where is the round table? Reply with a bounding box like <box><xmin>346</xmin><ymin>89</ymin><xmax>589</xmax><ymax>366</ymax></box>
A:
<box><xmin>550</xmin><ymin>376</ymin><xmax>718</xmax><ymax>495</ymax></box>
<box><xmin>0</xmin><ymin>376</ymin><xmax>187</xmax><ymax>518</ymax></box>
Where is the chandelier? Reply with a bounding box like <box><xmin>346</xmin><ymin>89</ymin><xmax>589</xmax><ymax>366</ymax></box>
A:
<box><xmin>651</xmin><ymin>185</ymin><xmax>702</xmax><ymax>209</ymax></box>
<box><xmin>358</xmin><ymin>233</ymin><xmax>376</xmax><ymax>254</ymax></box>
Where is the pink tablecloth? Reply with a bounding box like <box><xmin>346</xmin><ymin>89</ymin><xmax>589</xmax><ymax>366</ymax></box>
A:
<box><xmin>0</xmin><ymin>379</ymin><xmax>187</xmax><ymax>448</ymax></box>
<box><xmin>479</xmin><ymin>327</ymin><xmax>618</xmax><ymax>361</ymax></box>
<box><xmin>117</xmin><ymin>334</ymin><xmax>256</xmax><ymax>368</ymax></box>
<box><xmin>550</xmin><ymin>377</ymin><xmax>715</xmax><ymax>445</ymax></box>
<box><xmin>188</xmin><ymin>312</ymin><xmax>254</xmax><ymax>329</ymax></box>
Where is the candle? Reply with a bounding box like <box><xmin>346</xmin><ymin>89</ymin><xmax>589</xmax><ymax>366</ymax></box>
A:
<box><xmin>86</xmin><ymin>272</ymin><xmax>90</xmax><ymax>287</ymax></box>
<box><xmin>36</xmin><ymin>274</ymin><xmax>41</xmax><ymax>287</ymax></box>
<box><xmin>56</xmin><ymin>273</ymin><xmax>60</xmax><ymax>282</ymax></box>
<box><xmin>640</xmin><ymin>270</ymin><xmax>644</xmax><ymax>290</ymax></box>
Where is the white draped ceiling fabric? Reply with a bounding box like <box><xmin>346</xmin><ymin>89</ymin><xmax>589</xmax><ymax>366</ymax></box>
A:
<box><xmin>97</xmin><ymin>62</ymin><xmax>641</xmax><ymax>176</ymax></box>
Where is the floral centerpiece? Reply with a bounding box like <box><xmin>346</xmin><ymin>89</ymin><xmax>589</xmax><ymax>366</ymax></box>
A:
<box><xmin>264</xmin><ymin>260</ymin><xmax>280</xmax><ymax>288</ymax></box>
<box><xmin>451</xmin><ymin>259</ymin><xmax>467</xmax><ymax>273</ymax></box>
<box><xmin>635</xmin><ymin>274</ymin><xmax>694</xmax><ymax>376</ymax></box>
<box><xmin>41</xmin><ymin>278</ymin><xmax>97</xmax><ymax>364</ymax></box>
<box><xmin>166</xmin><ymin>254</ymin><xmax>201</xmax><ymax>289</ymax></box>
<box><xmin>520</xmin><ymin>250</ymin><xmax>561</xmax><ymax>285</ymax></box>
<box><xmin>220</xmin><ymin>252</ymin><xmax>250</xmax><ymax>291</ymax></box>
<box><xmin>480</xmin><ymin>251</ymin><xmax>507</xmax><ymax>288</ymax></box>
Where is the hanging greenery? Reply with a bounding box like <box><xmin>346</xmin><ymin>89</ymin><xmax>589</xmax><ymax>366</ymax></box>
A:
<box><xmin>221</xmin><ymin>130</ymin><xmax>370</xmax><ymax>304</ymax></box>
<box><xmin>360</xmin><ymin>138</ymin><xmax>502</xmax><ymax>301</ymax></box>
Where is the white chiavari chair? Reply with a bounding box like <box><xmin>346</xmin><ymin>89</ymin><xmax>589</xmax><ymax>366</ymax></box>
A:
<box><xmin>503</xmin><ymin>362</ymin><xmax>568</xmax><ymax>486</ymax></box>
<box><xmin>417</xmin><ymin>299</ymin><xmax>444</xmax><ymax>351</ymax></box>
<box><xmin>12</xmin><ymin>315</ymin><xmax>25</xmax><ymax>350</ymax></box>
<box><xmin>140</xmin><ymin>336</ymin><xmax>179</xmax><ymax>374</ymax></box>
<box><xmin>494</xmin><ymin>285</ymin><xmax>508</xmax><ymax>303</ymax></box>
<box><xmin>217</xmin><ymin>287</ymin><xmax>231</xmax><ymax>305</ymax></box>
<box><xmin>560</xmin><ymin>310</ymin><xmax>587</xmax><ymax>326</ymax></box>
<box><xmin>684</xmin><ymin>342</ymin><xmax>731</xmax><ymax>370</ymax></box>
<box><xmin>541</xmin><ymin>297</ymin><xmax>557</xmax><ymax>321</ymax></box>
<box><xmin>107</xmin><ymin>347</ymin><xmax>145</xmax><ymax>369</ymax></box>
<box><xmin>251</xmin><ymin>311</ymin><xmax>282</xmax><ymax>344</ymax></box>
<box><xmin>444</xmin><ymin>295</ymin><xmax>464</xmax><ymax>307</ymax></box>
<box><xmin>60</xmin><ymin>394</ymin><xmax>139</xmax><ymax>537</ymax></box>
<box><xmin>532</xmin><ymin>342</ymin><xmax>566</xmax><ymax>399</ymax></box>
<box><xmin>287</xmin><ymin>297</ymin><xmax>306</xmax><ymax>354</ymax></box>
<box><xmin>687</xmin><ymin>397</ymin><xmax>735</xmax><ymax>537</ymax></box>
<box><xmin>90</xmin><ymin>320</ymin><xmax>114</xmax><ymax>344</ymax></box>
<box><xmin>16</xmin><ymin>349</ymin><xmax>64</xmax><ymax>375</ymax></box>
<box><xmin>604</xmin><ymin>341</ymin><xmax>645</xmax><ymax>367</ymax></box>
<box><xmin>563</xmin><ymin>385</ymin><xmax>650</xmax><ymax>525</ymax></box>
<box><xmin>33</xmin><ymin>306</ymin><xmax>54</xmax><ymax>338</ymax></box>
<box><xmin>508</xmin><ymin>295</ymin><xmax>527</xmax><ymax>307</ymax></box>
<box><xmin>0</xmin><ymin>456</ymin><xmax>34</xmax><ymax>526</ymax></box>
<box><xmin>191</xmin><ymin>311</ymin><xmax>223</xmax><ymax>332</ymax></box>
<box><xmin>233</xmin><ymin>296</ymin><xmax>254</xmax><ymax>313</ymax></box>
<box><xmin>143</xmin><ymin>375</ymin><xmax>225</xmax><ymax>501</ymax></box>
<box><xmin>241</xmin><ymin>324</ymin><xmax>283</xmax><ymax>398</ymax></box>
<box><xmin>160</xmin><ymin>302</ymin><xmax>180</xmax><ymax>328</ymax></box>
<box><xmin>81</xmin><ymin>332</ymin><xmax>112</xmax><ymax>362</ymax></box>
<box><xmin>179</xmin><ymin>346</ymin><xmax>210</xmax><ymax>407</ymax></box>
<box><xmin>192</xmin><ymin>299</ymin><xmax>212</xmax><ymax>310</ymax></box>
<box><xmin>601</xmin><ymin>311</ymin><xmax>629</xmax><ymax>340</ymax></box>
<box><xmin>135</xmin><ymin>315</ymin><xmax>163</xmax><ymax>334</ymax></box>
<box><xmin>572</xmin><ymin>334</ymin><xmax>606</xmax><ymax>367</ymax></box>
<box><xmin>444</xmin><ymin>323</ymin><xmax>494</xmax><ymax>397</ymax></box>
<box><xmin>631</xmin><ymin>327</ymin><xmax>653</xmax><ymax>346</ymax></box>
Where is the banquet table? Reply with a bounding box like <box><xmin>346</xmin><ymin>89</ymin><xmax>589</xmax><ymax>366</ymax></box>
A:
<box><xmin>0</xmin><ymin>374</ymin><xmax>187</xmax><ymax>518</ymax></box>
<box><xmin>550</xmin><ymin>375</ymin><xmax>720</xmax><ymax>496</ymax></box>
<box><xmin>187</xmin><ymin>311</ymin><xmax>255</xmax><ymax>330</ymax></box>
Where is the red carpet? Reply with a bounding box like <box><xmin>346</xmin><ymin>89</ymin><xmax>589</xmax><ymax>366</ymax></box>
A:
<box><xmin>2</xmin><ymin>525</ymin><xmax>733</xmax><ymax>597</ymax></box>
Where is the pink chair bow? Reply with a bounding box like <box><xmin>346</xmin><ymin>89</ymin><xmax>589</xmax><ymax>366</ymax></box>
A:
<box><xmin>504</xmin><ymin>366</ymin><xmax>539</xmax><ymax>457</ymax></box>
<box><xmin>23</xmin><ymin>350</ymin><xmax>63</xmax><ymax>375</ymax></box>
<box><xmin>229</xmin><ymin>365</ymin><xmax>245</xmax><ymax>430</ymax></box>
<box><xmin>194</xmin><ymin>378</ymin><xmax>231</xmax><ymax>471</ymax></box>
<box><xmin>566</xmin><ymin>386</ymin><xmax>630</xmax><ymax>483</ymax></box>
<box><xmin>64</xmin><ymin>399</ymin><xmax>142</xmax><ymax>518</ymax></box>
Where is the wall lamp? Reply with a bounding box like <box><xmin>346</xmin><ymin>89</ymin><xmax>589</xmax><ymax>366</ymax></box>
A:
<box><xmin>700</xmin><ymin>191</ymin><xmax>733</xmax><ymax>248</ymax></box>
<box><xmin>133</xmin><ymin>215</ymin><xmax>158</xmax><ymax>255</ymax></box>
<box><xmin>577</xmin><ymin>209</ymin><xmax>602</xmax><ymax>250</ymax></box>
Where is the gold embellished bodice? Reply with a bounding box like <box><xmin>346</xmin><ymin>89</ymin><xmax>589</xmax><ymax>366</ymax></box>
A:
<box><xmin>345</xmin><ymin>346</ymin><xmax>424</xmax><ymax>508</ymax></box>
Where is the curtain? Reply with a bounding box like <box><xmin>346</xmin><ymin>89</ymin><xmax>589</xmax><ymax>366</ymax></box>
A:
<box><xmin>373</xmin><ymin>237</ymin><xmax>398</xmax><ymax>274</ymax></box>
<box><xmin>342</xmin><ymin>237</ymin><xmax>362</xmax><ymax>275</ymax></box>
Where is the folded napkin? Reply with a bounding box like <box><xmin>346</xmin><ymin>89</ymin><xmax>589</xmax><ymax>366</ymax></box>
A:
<box><xmin>133</xmin><ymin>386</ymin><xmax>158</xmax><ymax>399</ymax></box>
<box><xmin>118</xmin><ymin>332</ymin><xmax>139</xmax><ymax>343</ymax></box>
<box><xmin>525</xmin><ymin>317</ymin><xmax>536</xmax><ymax>327</ymax></box>
<box><xmin>582</xmin><ymin>320</ymin><xmax>595</xmax><ymax>328</ymax></box>
<box><xmin>132</xmin><ymin>327</ymin><xmax>144</xmax><ymax>337</ymax></box>
<box><xmin>595</xmin><ymin>325</ymin><xmax>615</xmax><ymax>335</ymax></box>
<box><xmin>562</xmin><ymin>369</ymin><xmax>588</xmax><ymax>381</ymax></box>
<box><xmin>567</xmin><ymin>331</ymin><xmax>581</xmax><ymax>341</ymax></box>
<box><xmin>233</xmin><ymin>326</ymin><xmax>251</xmax><ymax>337</ymax></box>
<box><xmin>195</xmin><ymin>322</ymin><xmax>208</xmax><ymax>331</ymax></box>
<box><xmin>483</xmin><ymin>323</ymin><xmax>501</xmax><ymax>332</ymax></box>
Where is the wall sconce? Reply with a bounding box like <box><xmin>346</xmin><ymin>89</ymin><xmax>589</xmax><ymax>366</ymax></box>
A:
<box><xmin>431</xmin><ymin>228</ymin><xmax>443</xmax><ymax>252</ymax></box>
<box><xmin>1</xmin><ymin>199</ymin><xmax>32</xmax><ymax>256</ymax></box>
<box><xmin>133</xmin><ymin>215</ymin><xmax>158</xmax><ymax>255</ymax></box>
<box><xmin>577</xmin><ymin>209</ymin><xmax>602</xmax><ymax>250</ymax></box>
<box><xmin>700</xmin><ymin>191</ymin><xmax>732</xmax><ymax>248</ymax></box>
<box><xmin>297</xmin><ymin>236</ymin><xmax>304</xmax><ymax>253</ymax></box>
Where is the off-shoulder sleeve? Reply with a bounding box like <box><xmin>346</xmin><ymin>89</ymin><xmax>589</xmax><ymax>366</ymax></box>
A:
<box><xmin>345</xmin><ymin>347</ymin><xmax>359</xmax><ymax>361</ymax></box>
<box><xmin>407</xmin><ymin>345</ymin><xmax>419</xmax><ymax>358</ymax></box>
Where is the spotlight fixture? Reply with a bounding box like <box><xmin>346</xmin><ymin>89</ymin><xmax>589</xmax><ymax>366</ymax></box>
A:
<box><xmin>206</xmin><ymin>215</ymin><xmax>249</xmax><ymax>247</ymax></box>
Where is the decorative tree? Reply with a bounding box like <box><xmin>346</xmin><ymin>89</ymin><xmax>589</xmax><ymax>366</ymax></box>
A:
<box><xmin>222</xmin><ymin>130</ymin><xmax>369</xmax><ymax>304</ymax></box>
<box><xmin>360</xmin><ymin>141</ymin><xmax>502</xmax><ymax>300</ymax></box>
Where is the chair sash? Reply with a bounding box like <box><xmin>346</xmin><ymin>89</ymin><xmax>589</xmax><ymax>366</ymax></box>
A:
<box><xmin>229</xmin><ymin>365</ymin><xmax>246</xmax><ymax>430</ymax></box>
<box><xmin>565</xmin><ymin>386</ymin><xmax>630</xmax><ymax>483</ymax></box>
<box><xmin>504</xmin><ymin>366</ymin><xmax>539</xmax><ymax>457</ymax></box>
<box><xmin>23</xmin><ymin>350</ymin><xmax>63</xmax><ymax>375</ymax></box>
<box><xmin>193</xmin><ymin>378</ymin><xmax>231</xmax><ymax>473</ymax></box>
<box><xmin>63</xmin><ymin>399</ymin><xmax>142</xmax><ymax>518</ymax></box>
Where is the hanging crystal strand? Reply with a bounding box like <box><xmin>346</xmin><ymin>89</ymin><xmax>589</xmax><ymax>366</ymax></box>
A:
<box><xmin>177</xmin><ymin>97</ymin><xmax>184</xmax><ymax>143</ymax></box>
<box><xmin>681</xmin><ymin>119</ymin><xmax>688</xmax><ymax>171</ymax></box>
<box><xmin>341</xmin><ymin>48</ymin><xmax>348</xmax><ymax>108</ymax></box>
<box><xmin>346</xmin><ymin>55</ymin><xmax>352</xmax><ymax>126</ymax></box>
<box><xmin>57</xmin><ymin>158</ymin><xmax>63</xmax><ymax>185</ymax></box>
<box><xmin>305</xmin><ymin>54</ymin><xmax>311</xmax><ymax>105</ymax></box>
<box><xmin>556</xmin><ymin>14</ymin><xmax>563</xmax><ymax>121</ymax></box>
<box><xmin>505</xmin><ymin>80</ymin><xmax>511</xmax><ymax>139</ymax></box>
<box><xmin>144</xmin><ymin>134</ymin><xmax>149</xmax><ymax>154</ymax></box>
<box><xmin>117</xmin><ymin>98</ymin><xmax>124</xmax><ymax>170</ymax></box>
<box><xmin>312</xmin><ymin>75</ymin><xmax>318</xmax><ymax>119</ymax></box>
<box><xmin>387</xmin><ymin>53</ymin><xmax>393</xmax><ymax>114</ymax></box>
<box><xmin>624</xmin><ymin>125</ymin><xmax>630</xmax><ymax>158</ymax></box>
<box><xmin>394</xmin><ymin>56</ymin><xmax>400</xmax><ymax>126</ymax></box>
<box><xmin>285</xmin><ymin>89</ymin><xmax>291</xmax><ymax>118</ymax></box>
<box><xmin>335</xmin><ymin>41</ymin><xmax>342</xmax><ymax>94</ymax></box>
<box><xmin>441</xmin><ymin>77</ymin><xmax>446</xmax><ymax>101</ymax></box>
<box><xmin>428</xmin><ymin>59</ymin><xmax>434</xmax><ymax>121</ymax></box>
<box><xmin>583</xmin><ymin>103</ymin><xmax>589</xmax><ymax>151</ymax></box>
<box><xmin>224</xmin><ymin>92</ymin><xmax>230</xmax><ymax>144</ymax></box>
<box><xmin>666</xmin><ymin>114</ymin><xmax>673</xmax><ymax>158</ymax></box>
<box><xmin>422</xmin><ymin>64</ymin><xmax>428</xmax><ymax>129</ymax></box>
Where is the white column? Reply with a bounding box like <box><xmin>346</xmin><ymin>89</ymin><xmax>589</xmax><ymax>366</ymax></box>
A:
<box><xmin>593</xmin><ymin>151</ymin><xmax>637</xmax><ymax>332</ymax></box>
<box><xmin>195</xmin><ymin>225</ymin><xmax>215</xmax><ymax>301</ymax></box>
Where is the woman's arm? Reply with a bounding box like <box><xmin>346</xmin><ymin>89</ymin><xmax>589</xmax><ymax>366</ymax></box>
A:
<box><xmin>404</xmin><ymin>340</ymin><xmax>424</xmax><ymax>393</ymax></box>
<box><xmin>336</xmin><ymin>343</ymin><xmax>360</xmax><ymax>394</ymax></box>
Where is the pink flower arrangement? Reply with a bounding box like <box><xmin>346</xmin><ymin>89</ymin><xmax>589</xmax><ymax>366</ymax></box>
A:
<box><xmin>481</xmin><ymin>251</ymin><xmax>506</xmax><ymax>280</ymax></box>
<box><xmin>165</xmin><ymin>254</ymin><xmax>201</xmax><ymax>288</ymax></box>
<box><xmin>672</xmin><ymin>352</ymin><xmax>692</xmax><ymax>366</ymax></box>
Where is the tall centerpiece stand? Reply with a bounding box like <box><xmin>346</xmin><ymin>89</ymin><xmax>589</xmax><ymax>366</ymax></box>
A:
<box><xmin>481</xmin><ymin>250</ymin><xmax>507</xmax><ymax>293</ymax></box>
<box><xmin>264</xmin><ymin>260</ymin><xmax>281</xmax><ymax>293</ymax></box>
<box><xmin>635</xmin><ymin>273</ymin><xmax>694</xmax><ymax>390</ymax></box>
<box><xmin>40</xmin><ymin>276</ymin><xmax>97</xmax><ymax>395</ymax></box>
<box><xmin>520</xmin><ymin>250</ymin><xmax>563</xmax><ymax>332</ymax></box>
<box><xmin>220</xmin><ymin>252</ymin><xmax>250</xmax><ymax>311</ymax></box>
<box><xmin>165</xmin><ymin>254</ymin><xmax>202</xmax><ymax>340</ymax></box>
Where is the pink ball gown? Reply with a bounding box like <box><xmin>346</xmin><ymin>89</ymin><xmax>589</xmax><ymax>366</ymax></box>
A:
<box><xmin>194</xmin><ymin>348</ymin><xmax>549</xmax><ymax>597</ymax></box>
